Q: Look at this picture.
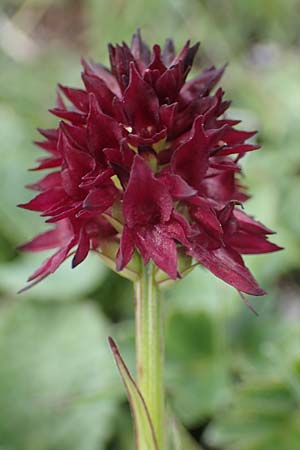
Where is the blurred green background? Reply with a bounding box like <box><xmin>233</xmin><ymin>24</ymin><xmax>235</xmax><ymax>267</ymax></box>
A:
<box><xmin>0</xmin><ymin>1</ymin><xmax>299</xmax><ymax>449</ymax></box>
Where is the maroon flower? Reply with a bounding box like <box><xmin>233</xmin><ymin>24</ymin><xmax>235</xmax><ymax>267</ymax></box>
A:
<box><xmin>116</xmin><ymin>155</ymin><xmax>190</xmax><ymax>279</ymax></box>
<box><xmin>19</xmin><ymin>30</ymin><xmax>281</xmax><ymax>294</ymax></box>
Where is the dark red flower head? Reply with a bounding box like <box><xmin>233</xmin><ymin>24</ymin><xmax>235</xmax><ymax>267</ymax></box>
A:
<box><xmin>19</xmin><ymin>30</ymin><xmax>281</xmax><ymax>294</ymax></box>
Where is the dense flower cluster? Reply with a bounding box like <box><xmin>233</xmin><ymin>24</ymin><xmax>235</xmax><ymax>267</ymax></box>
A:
<box><xmin>19</xmin><ymin>31</ymin><xmax>280</xmax><ymax>294</ymax></box>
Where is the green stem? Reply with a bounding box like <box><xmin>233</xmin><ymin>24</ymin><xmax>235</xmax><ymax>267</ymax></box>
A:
<box><xmin>134</xmin><ymin>261</ymin><xmax>164</xmax><ymax>450</ymax></box>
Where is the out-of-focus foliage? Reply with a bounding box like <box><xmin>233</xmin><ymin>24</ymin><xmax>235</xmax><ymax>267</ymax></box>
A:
<box><xmin>205</xmin><ymin>325</ymin><xmax>300</xmax><ymax>450</ymax></box>
<box><xmin>166</xmin><ymin>310</ymin><xmax>230</xmax><ymax>425</ymax></box>
<box><xmin>0</xmin><ymin>299</ymin><xmax>122</xmax><ymax>450</ymax></box>
<box><xmin>0</xmin><ymin>1</ymin><xmax>299</xmax><ymax>449</ymax></box>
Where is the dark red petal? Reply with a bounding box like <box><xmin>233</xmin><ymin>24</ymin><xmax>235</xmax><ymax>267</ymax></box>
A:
<box><xmin>41</xmin><ymin>197</ymin><xmax>74</xmax><ymax>217</ymax></box>
<box><xmin>126</xmin><ymin>128</ymin><xmax>167</xmax><ymax>147</ymax></box>
<box><xmin>58</xmin><ymin>133</ymin><xmax>94</xmax><ymax>197</ymax></box>
<box><xmin>159</xmin><ymin>173</ymin><xmax>197</xmax><ymax>199</ymax></box>
<box><xmin>171</xmin><ymin>210</ymin><xmax>192</xmax><ymax>238</ymax></box>
<box><xmin>221</xmin><ymin>128</ymin><xmax>257</xmax><ymax>145</ymax></box>
<box><xmin>27</xmin><ymin>239</ymin><xmax>74</xmax><ymax>282</ymax></box>
<box><xmin>137</xmin><ymin>226</ymin><xmax>178</xmax><ymax>279</ymax></box>
<box><xmin>148</xmin><ymin>44</ymin><xmax>167</xmax><ymax>74</ymax></box>
<box><xmin>189</xmin><ymin>245</ymin><xmax>266</xmax><ymax>296</ymax></box>
<box><xmin>60</xmin><ymin>169</ymin><xmax>81</xmax><ymax>198</ymax></box>
<box><xmin>30</xmin><ymin>157</ymin><xmax>62</xmax><ymax>171</ymax></box>
<box><xmin>112</xmin><ymin>96</ymin><xmax>129</xmax><ymax>124</ymax></box>
<box><xmin>37</xmin><ymin>128</ymin><xmax>59</xmax><ymax>141</ymax></box>
<box><xmin>60</xmin><ymin>121</ymin><xmax>87</xmax><ymax>151</ymax></box>
<box><xmin>83</xmin><ymin>183</ymin><xmax>119</xmax><ymax>212</ymax></box>
<box><xmin>72</xmin><ymin>229</ymin><xmax>90</xmax><ymax>267</ymax></box>
<box><xmin>59</xmin><ymin>131</ymin><xmax>94</xmax><ymax>174</ymax></box>
<box><xmin>81</xmin><ymin>57</ymin><xmax>121</xmax><ymax>96</ymax></box>
<box><xmin>227</xmin><ymin>233</ymin><xmax>282</xmax><ymax>254</ymax></box>
<box><xmin>116</xmin><ymin>225</ymin><xmax>135</xmax><ymax>271</ymax></box>
<box><xmin>49</xmin><ymin>108</ymin><xmax>87</xmax><ymax>124</ymax></box>
<box><xmin>181</xmin><ymin>65</ymin><xmax>226</xmax><ymax>102</ymax></box>
<box><xmin>46</xmin><ymin>204</ymin><xmax>81</xmax><ymax>223</ymax></box>
<box><xmin>172</xmin><ymin>116</ymin><xmax>209</xmax><ymax>189</ymax></box>
<box><xmin>190</xmin><ymin>202</ymin><xmax>223</xmax><ymax>242</ymax></box>
<box><xmin>218</xmin><ymin>201</ymin><xmax>236</xmax><ymax>227</ymax></box>
<box><xmin>123</xmin><ymin>155</ymin><xmax>173</xmax><ymax>228</ymax></box>
<box><xmin>104</xmin><ymin>146</ymin><xmax>132</xmax><ymax>188</ymax></box>
<box><xmin>26</xmin><ymin>172</ymin><xmax>61</xmax><ymax>191</ymax></box>
<box><xmin>87</xmin><ymin>94</ymin><xmax>121</xmax><ymax>159</ymax></box>
<box><xmin>88</xmin><ymin>216</ymin><xmax>117</xmax><ymax>241</ymax></box>
<box><xmin>171</xmin><ymin>40</ymin><xmax>199</xmax><ymax>71</ymax></box>
<box><xmin>180</xmin><ymin>41</ymin><xmax>200</xmax><ymax>73</ymax></box>
<box><xmin>123</xmin><ymin>62</ymin><xmax>160</xmax><ymax>134</ymax></box>
<box><xmin>82</xmin><ymin>73</ymin><xmax>115</xmax><ymax>116</ymax></box>
<box><xmin>58</xmin><ymin>84</ymin><xmax>89</xmax><ymax>112</ymax></box>
<box><xmin>19</xmin><ymin>222</ymin><xmax>71</xmax><ymax>252</ymax></box>
<box><xmin>18</xmin><ymin>188</ymin><xmax>67</xmax><ymax>212</ymax></box>
<box><xmin>202</xmin><ymin>171</ymin><xmax>241</xmax><ymax>203</ymax></box>
<box><xmin>155</xmin><ymin>63</ymin><xmax>185</xmax><ymax>102</ymax></box>
<box><xmin>104</xmin><ymin>141</ymin><xmax>134</xmax><ymax>172</ymax></box>
<box><xmin>55</xmin><ymin>91</ymin><xmax>66</xmax><ymax>109</ymax></box>
<box><xmin>216</xmin><ymin>143</ymin><xmax>260</xmax><ymax>157</ymax></box>
<box><xmin>109</xmin><ymin>42</ymin><xmax>135</xmax><ymax>90</ymax></box>
<box><xmin>34</xmin><ymin>140</ymin><xmax>58</xmax><ymax>153</ymax></box>
<box><xmin>206</xmin><ymin>124</ymin><xmax>229</xmax><ymax>148</ymax></box>
<box><xmin>79</xmin><ymin>167</ymin><xmax>114</xmax><ymax>189</ymax></box>
<box><xmin>159</xmin><ymin>219</ymin><xmax>189</xmax><ymax>246</ymax></box>
<box><xmin>210</xmin><ymin>158</ymin><xmax>241</xmax><ymax>174</ymax></box>
<box><xmin>234</xmin><ymin>209</ymin><xmax>275</xmax><ymax>235</ymax></box>
<box><xmin>159</xmin><ymin>103</ymin><xmax>178</xmax><ymax>130</ymax></box>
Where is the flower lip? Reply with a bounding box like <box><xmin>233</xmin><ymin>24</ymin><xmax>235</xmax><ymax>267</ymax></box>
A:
<box><xmin>123</xmin><ymin>155</ymin><xmax>173</xmax><ymax>228</ymax></box>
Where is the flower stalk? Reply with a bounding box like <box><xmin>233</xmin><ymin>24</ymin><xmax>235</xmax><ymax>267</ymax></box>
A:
<box><xmin>134</xmin><ymin>261</ymin><xmax>164</xmax><ymax>450</ymax></box>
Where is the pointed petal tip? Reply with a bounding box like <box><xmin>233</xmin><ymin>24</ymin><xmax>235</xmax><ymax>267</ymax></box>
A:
<box><xmin>16</xmin><ymin>242</ymin><xmax>32</xmax><ymax>252</ymax></box>
<box><xmin>71</xmin><ymin>257</ymin><xmax>78</xmax><ymax>269</ymax></box>
<box><xmin>17</xmin><ymin>202</ymin><xmax>30</xmax><ymax>210</ymax></box>
<box><xmin>152</xmin><ymin>43</ymin><xmax>161</xmax><ymax>53</ymax></box>
<box><xmin>48</xmin><ymin>108</ymin><xmax>57</xmax><ymax>116</ymax></box>
<box><xmin>115</xmin><ymin>256</ymin><xmax>123</xmax><ymax>272</ymax></box>
<box><xmin>71</xmin><ymin>256</ymin><xmax>85</xmax><ymax>269</ymax></box>
<box><xmin>276</xmin><ymin>245</ymin><xmax>284</xmax><ymax>251</ymax></box>
<box><xmin>256</xmin><ymin>288</ymin><xmax>267</xmax><ymax>296</ymax></box>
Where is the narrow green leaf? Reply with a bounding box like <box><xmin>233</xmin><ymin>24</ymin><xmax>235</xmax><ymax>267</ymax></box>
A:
<box><xmin>108</xmin><ymin>337</ymin><xmax>159</xmax><ymax>450</ymax></box>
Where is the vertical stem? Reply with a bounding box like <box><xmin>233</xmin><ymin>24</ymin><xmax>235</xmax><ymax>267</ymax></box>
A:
<box><xmin>134</xmin><ymin>261</ymin><xmax>164</xmax><ymax>450</ymax></box>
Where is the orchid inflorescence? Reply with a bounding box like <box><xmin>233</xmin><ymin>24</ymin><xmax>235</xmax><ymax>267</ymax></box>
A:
<box><xmin>19</xmin><ymin>30</ymin><xmax>280</xmax><ymax>295</ymax></box>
